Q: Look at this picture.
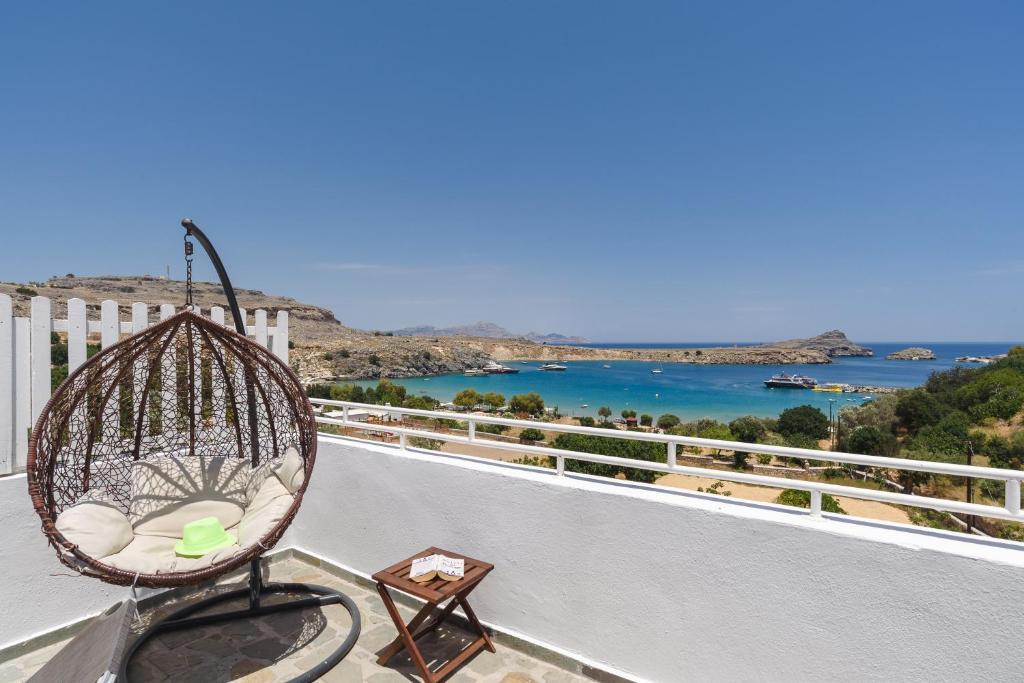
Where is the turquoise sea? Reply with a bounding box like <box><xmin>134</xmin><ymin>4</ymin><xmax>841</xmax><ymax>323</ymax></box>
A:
<box><xmin>358</xmin><ymin>342</ymin><xmax>1019</xmax><ymax>422</ymax></box>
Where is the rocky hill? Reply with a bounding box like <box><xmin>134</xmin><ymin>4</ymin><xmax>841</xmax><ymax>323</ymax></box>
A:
<box><xmin>767</xmin><ymin>329</ymin><xmax>873</xmax><ymax>357</ymax></box>
<box><xmin>391</xmin><ymin>321</ymin><xmax>587</xmax><ymax>344</ymax></box>
<box><xmin>886</xmin><ymin>347</ymin><xmax>936</xmax><ymax>361</ymax></box>
<box><xmin>2</xmin><ymin>276</ymin><xmax>833</xmax><ymax>383</ymax></box>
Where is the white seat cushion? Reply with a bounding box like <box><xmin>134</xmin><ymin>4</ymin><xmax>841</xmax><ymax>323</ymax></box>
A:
<box><xmin>55</xmin><ymin>499</ymin><xmax>134</xmax><ymax>558</ymax></box>
<box><xmin>129</xmin><ymin>456</ymin><xmax>249</xmax><ymax>538</ymax></box>
<box><xmin>99</xmin><ymin>534</ymin><xmax>241</xmax><ymax>574</ymax></box>
<box><xmin>239</xmin><ymin>475</ymin><xmax>294</xmax><ymax>548</ymax></box>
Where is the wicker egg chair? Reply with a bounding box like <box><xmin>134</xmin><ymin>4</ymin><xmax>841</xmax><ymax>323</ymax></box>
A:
<box><xmin>26</xmin><ymin>220</ymin><xmax>359</xmax><ymax>682</ymax></box>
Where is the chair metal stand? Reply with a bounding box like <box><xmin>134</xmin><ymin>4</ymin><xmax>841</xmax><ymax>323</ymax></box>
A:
<box><xmin>117</xmin><ymin>559</ymin><xmax>361</xmax><ymax>682</ymax></box>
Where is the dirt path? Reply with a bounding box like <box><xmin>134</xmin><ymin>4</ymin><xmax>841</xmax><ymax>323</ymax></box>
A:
<box><xmin>656</xmin><ymin>474</ymin><xmax>911</xmax><ymax>524</ymax></box>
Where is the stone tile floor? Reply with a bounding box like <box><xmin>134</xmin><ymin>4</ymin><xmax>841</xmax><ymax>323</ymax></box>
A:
<box><xmin>1</xmin><ymin>555</ymin><xmax>589</xmax><ymax>682</ymax></box>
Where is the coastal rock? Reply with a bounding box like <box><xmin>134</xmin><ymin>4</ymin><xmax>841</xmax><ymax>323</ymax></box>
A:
<box><xmin>768</xmin><ymin>329</ymin><xmax>873</xmax><ymax>357</ymax></box>
<box><xmin>886</xmin><ymin>347</ymin><xmax>936</xmax><ymax>361</ymax></box>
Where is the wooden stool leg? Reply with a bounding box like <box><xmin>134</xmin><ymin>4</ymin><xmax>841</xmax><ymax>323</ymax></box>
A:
<box><xmin>375</xmin><ymin>584</ymin><xmax>436</xmax><ymax>682</ymax></box>
<box><xmin>457</xmin><ymin>595</ymin><xmax>495</xmax><ymax>653</ymax></box>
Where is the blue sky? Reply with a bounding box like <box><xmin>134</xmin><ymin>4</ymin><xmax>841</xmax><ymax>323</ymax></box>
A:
<box><xmin>1</xmin><ymin>2</ymin><xmax>1021</xmax><ymax>342</ymax></box>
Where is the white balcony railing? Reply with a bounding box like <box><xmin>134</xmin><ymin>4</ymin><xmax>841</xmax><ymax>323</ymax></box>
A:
<box><xmin>310</xmin><ymin>398</ymin><xmax>1024</xmax><ymax>526</ymax></box>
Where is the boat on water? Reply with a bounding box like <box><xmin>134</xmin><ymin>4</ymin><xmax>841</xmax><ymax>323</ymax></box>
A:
<box><xmin>464</xmin><ymin>368</ymin><xmax>487</xmax><ymax>377</ymax></box>
<box><xmin>483</xmin><ymin>361</ymin><xmax>519</xmax><ymax>374</ymax></box>
<box><xmin>602</xmin><ymin>364</ymin><xmax>611</xmax><ymax>369</ymax></box>
<box><xmin>539</xmin><ymin>362</ymin><xmax>567</xmax><ymax>371</ymax></box>
<box><xmin>812</xmin><ymin>383</ymin><xmax>846</xmax><ymax>393</ymax></box>
<box><xmin>764</xmin><ymin>373</ymin><xmax>817</xmax><ymax>389</ymax></box>
<box><xmin>651</xmin><ymin>368</ymin><xmax>663</xmax><ymax>374</ymax></box>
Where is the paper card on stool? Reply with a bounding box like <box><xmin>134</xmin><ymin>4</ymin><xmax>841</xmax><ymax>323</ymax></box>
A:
<box><xmin>410</xmin><ymin>554</ymin><xmax>465</xmax><ymax>582</ymax></box>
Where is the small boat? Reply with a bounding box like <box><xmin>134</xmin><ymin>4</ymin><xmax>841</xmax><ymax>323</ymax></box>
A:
<box><xmin>520</xmin><ymin>361</ymin><xmax>528</xmax><ymax>364</ymax></box>
<box><xmin>764</xmin><ymin>373</ymin><xmax>817</xmax><ymax>389</ymax></box>
<box><xmin>580</xmin><ymin>403</ymin><xmax>589</xmax><ymax>408</ymax></box>
<box><xmin>651</xmin><ymin>368</ymin><xmax>663</xmax><ymax>374</ymax></box>
<box><xmin>539</xmin><ymin>362</ymin><xmax>567</xmax><ymax>371</ymax></box>
<box><xmin>602</xmin><ymin>364</ymin><xmax>611</xmax><ymax>369</ymax></box>
<box><xmin>463</xmin><ymin>368</ymin><xmax>486</xmax><ymax>376</ymax></box>
<box><xmin>812</xmin><ymin>383</ymin><xmax>845</xmax><ymax>393</ymax></box>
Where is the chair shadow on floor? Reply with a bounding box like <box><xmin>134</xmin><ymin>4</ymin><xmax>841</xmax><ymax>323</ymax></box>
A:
<box><xmin>126</xmin><ymin>586</ymin><xmax>333</xmax><ymax>682</ymax></box>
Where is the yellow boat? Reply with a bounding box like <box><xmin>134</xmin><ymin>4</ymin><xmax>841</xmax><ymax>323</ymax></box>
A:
<box><xmin>812</xmin><ymin>383</ymin><xmax>845</xmax><ymax>393</ymax></box>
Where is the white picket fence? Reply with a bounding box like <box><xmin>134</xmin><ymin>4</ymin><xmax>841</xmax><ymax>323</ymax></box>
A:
<box><xmin>0</xmin><ymin>294</ymin><xmax>289</xmax><ymax>475</ymax></box>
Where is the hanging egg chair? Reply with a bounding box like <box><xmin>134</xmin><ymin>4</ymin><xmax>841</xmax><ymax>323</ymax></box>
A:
<box><xmin>26</xmin><ymin>219</ymin><xmax>359</xmax><ymax>681</ymax></box>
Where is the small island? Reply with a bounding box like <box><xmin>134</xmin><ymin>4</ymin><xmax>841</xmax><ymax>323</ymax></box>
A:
<box><xmin>886</xmin><ymin>347</ymin><xmax>936</xmax><ymax>361</ymax></box>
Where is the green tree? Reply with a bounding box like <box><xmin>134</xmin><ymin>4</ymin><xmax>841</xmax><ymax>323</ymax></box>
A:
<box><xmin>845</xmin><ymin>425</ymin><xmax>898</xmax><ymax>457</ymax></box>
<box><xmin>482</xmin><ymin>392</ymin><xmax>505</xmax><ymax>411</ymax></box>
<box><xmin>895</xmin><ymin>390</ymin><xmax>948</xmax><ymax>434</ymax></box>
<box><xmin>621</xmin><ymin>409</ymin><xmax>637</xmax><ymax>420</ymax></box>
<box><xmin>454</xmin><ymin>389</ymin><xmax>483</xmax><ymax>409</ymax></box>
<box><xmin>640</xmin><ymin>414</ymin><xmax>653</xmax><ymax>427</ymax></box>
<box><xmin>728</xmin><ymin>415</ymin><xmax>766</xmax><ymax>444</ymax></box>
<box><xmin>777</xmin><ymin>405</ymin><xmax>829</xmax><ymax>440</ymax></box>
<box><xmin>656</xmin><ymin>414</ymin><xmax>680</xmax><ymax>430</ymax></box>
<box><xmin>510</xmin><ymin>392</ymin><xmax>545</xmax><ymax>415</ymax></box>
<box><xmin>597</xmin><ymin>406</ymin><xmax>612</xmax><ymax>422</ymax></box>
<box><xmin>519</xmin><ymin>428</ymin><xmax>545</xmax><ymax>444</ymax></box>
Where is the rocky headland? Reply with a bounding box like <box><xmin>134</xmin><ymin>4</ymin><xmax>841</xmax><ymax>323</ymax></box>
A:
<box><xmin>4</xmin><ymin>277</ymin><xmax>866</xmax><ymax>383</ymax></box>
<box><xmin>886</xmin><ymin>347</ymin><xmax>936</xmax><ymax>361</ymax></box>
<box><xmin>767</xmin><ymin>329</ymin><xmax>873</xmax><ymax>357</ymax></box>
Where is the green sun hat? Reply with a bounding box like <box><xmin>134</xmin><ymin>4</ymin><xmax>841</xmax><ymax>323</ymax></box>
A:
<box><xmin>174</xmin><ymin>516</ymin><xmax>237</xmax><ymax>557</ymax></box>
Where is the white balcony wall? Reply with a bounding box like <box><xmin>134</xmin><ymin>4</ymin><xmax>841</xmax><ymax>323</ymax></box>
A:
<box><xmin>296</xmin><ymin>436</ymin><xmax>1024</xmax><ymax>682</ymax></box>
<box><xmin>3</xmin><ymin>435</ymin><xmax>1024</xmax><ymax>681</ymax></box>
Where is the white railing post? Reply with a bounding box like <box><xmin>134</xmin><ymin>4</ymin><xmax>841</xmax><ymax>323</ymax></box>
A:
<box><xmin>274</xmin><ymin>311</ymin><xmax>288</xmax><ymax>364</ymax></box>
<box><xmin>0</xmin><ymin>294</ymin><xmax>12</xmax><ymax>473</ymax></box>
<box><xmin>254</xmin><ymin>310</ymin><xmax>268</xmax><ymax>348</ymax></box>
<box><xmin>13</xmin><ymin>316</ymin><xmax>30</xmax><ymax>470</ymax></box>
<box><xmin>810</xmin><ymin>490</ymin><xmax>823</xmax><ymax>517</ymax></box>
<box><xmin>399</xmin><ymin>433</ymin><xmax>407</xmax><ymax>450</ymax></box>
<box><xmin>342</xmin><ymin>406</ymin><xmax>349</xmax><ymax>422</ymax></box>
<box><xmin>100</xmin><ymin>300</ymin><xmax>119</xmax><ymax>349</ymax></box>
<box><xmin>1006</xmin><ymin>480</ymin><xmax>1021</xmax><ymax>515</ymax></box>
<box><xmin>666</xmin><ymin>441</ymin><xmax>676</xmax><ymax>468</ymax></box>
<box><xmin>556</xmin><ymin>455</ymin><xmax>565</xmax><ymax>475</ymax></box>
<box><xmin>67</xmin><ymin>297</ymin><xmax>87</xmax><ymax>372</ymax></box>
<box><xmin>468</xmin><ymin>419</ymin><xmax>476</xmax><ymax>442</ymax></box>
<box><xmin>210</xmin><ymin>306</ymin><xmax>225</xmax><ymax>327</ymax></box>
<box><xmin>30</xmin><ymin>296</ymin><xmax>52</xmax><ymax>427</ymax></box>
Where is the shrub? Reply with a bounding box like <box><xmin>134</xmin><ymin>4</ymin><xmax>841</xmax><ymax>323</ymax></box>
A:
<box><xmin>697</xmin><ymin>481</ymin><xmax>731</xmax><ymax>496</ymax></box>
<box><xmin>519</xmin><ymin>428</ymin><xmax>545</xmax><ymax>443</ymax></box>
<box><xmin>775</xmin><ymin>489</ymin><xmax>846</xmax><ymax>514</ymax></box>
<box><xmin>656</xmin><ymin>414</ymin><xmax>680</xmax><ymax>430</ymax></box>
<box><xmin>895</xmin><ymin>390</ymin><xmax>948</xmax><ymax>434</ymax></box>
<box><xmin>454</xmin><ymin>389</ymin><xmax>482</xmax><ymax>409</ymax></box>
<box><xmin>15</xmin><ymin>286</ymin><xmax>37</xmax><ymax>296</ymax></box>
<box><xmin>510</xmin><ymin>392</ymin><xmax>545</xmax><ymax>415</ymax></box>
<box><xmin>729</xmin><ymin>415</ymin><xmax>767</xmax><ymax>444</ymax></box>
<box><xmin>476</xmin><ymin>423</ymin><xmax>510</xmax><ymax>435</ymax></box>
<box><xmin>640</xmin><ymin>414</ymin><xmax>653</xmax><ymax>427</ymax></box>
<box><xmin>777</xmin><ymin>405</ymin><xmax>829</xmax><ymax>440</ymax></box>
<box><xmin>368</xmin><ymin>354</ymin><xmax>381</xmax><ymax>365</ymax></box>
<box><xmin>551</xmin><ymin>432</ymin><xmax>665</xmax><ymax>483</ymax></box>
<box><xmin>756</xmin><ymin>453</ymin><xmax>772</xmax><ymax>465</ymax></box>
<box><xmin>288</xmin><ymin>340</ymin><xmax>295</xmax><ymax>349</ymax></box>
<box><xmin>576</xmin><ymin>416</ymin><xmax>596</xmax><ymax>427</ymax></box>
